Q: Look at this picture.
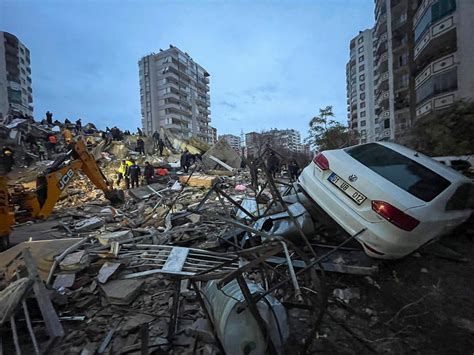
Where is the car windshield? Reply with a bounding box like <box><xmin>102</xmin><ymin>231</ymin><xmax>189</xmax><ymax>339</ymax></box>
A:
<box><xmin>345</xmin><ymin>143</ymin><xmax>451</xmax><ymax>202</ymax></box>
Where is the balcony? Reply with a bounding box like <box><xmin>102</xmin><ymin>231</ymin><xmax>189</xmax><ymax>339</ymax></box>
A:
<box><xmin>416</xmin><ymin>91</ymin><xmax>456</xmax><ymax>118</ymax></box>
<box><xmin>375</xmin><ymin>90</ymin><xmax>390</xmax><ymax>107</ymax></box>
<box><xmin>414</xmin><ymin>24</ymin><xmax>456</xmax><ymax>70</ymax></box>
<box><xmin>415</xmin><ymin>52</ymin><xmax>457</xmax><ymax>89</ymax></box>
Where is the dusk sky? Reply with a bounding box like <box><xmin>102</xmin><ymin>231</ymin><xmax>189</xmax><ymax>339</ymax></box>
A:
<box><xmin>1</xmin><ymin>0</ymin><xmax>374</xmax><ymax>138</ymax></box>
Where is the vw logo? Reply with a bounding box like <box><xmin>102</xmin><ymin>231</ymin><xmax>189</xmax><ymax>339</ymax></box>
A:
<box><xmin>348</xmin><ymin>174</ymin><xmax>358</xmax><ymax>182</ymax></box>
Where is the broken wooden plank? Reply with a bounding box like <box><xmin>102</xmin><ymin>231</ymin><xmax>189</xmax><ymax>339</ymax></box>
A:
<box><xmin>178</xmin><ymin>174</ymin><xmax>217</xmax><ymax>188</ymax></box>
<box><xmin>22</xmin><ymin>249</ymin><xmax>65</xmax><ymax>338</ymax></box>
<box><xmin>0</xmin><ymin>278</ymin><xmax>32</xmax><ymax>325</ymax></box>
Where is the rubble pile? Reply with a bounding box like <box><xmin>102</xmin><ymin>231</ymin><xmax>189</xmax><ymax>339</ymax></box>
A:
<box><xmin>1</xmin><ymin>117</ymin><xmax>473</xmax><ymax>354</ymax></box>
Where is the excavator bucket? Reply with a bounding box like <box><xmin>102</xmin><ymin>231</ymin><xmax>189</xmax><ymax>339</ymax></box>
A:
<box><xmin>105</xmin><ymin>189</ymin><xmax>125</xmax><ymax>205</ymax></box>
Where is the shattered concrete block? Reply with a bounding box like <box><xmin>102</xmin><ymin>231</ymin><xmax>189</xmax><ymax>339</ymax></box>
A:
<box><xmin>97</xmin><ymin>262</ymin><xmax>121</xmax><ymax>284</ymax></box>
<box><xmin>74</xmin><ymin>216</ymin><xmax>104</xmax><ymax>232</ymax></box>
<box><xmin>97</xmin><ymin>230</ymin><xmax>132</xmax><ymax>246</ymax></box>
<box><xmin>100</xmin><ymin>279</ymin><xmax>144</xmax><ymax>305</ymax></box>
<box><xmin>120</xmin><ymin>313</ymin><xmax>156</xmax><ymax>334</ymax></box>
<box><xmin>53</xmin><ymin>273</ymin><xmax>76</xmax><ymax>290</ymax></box>
<box><xmin>59</xmin><ymin>250</ymin><xmax>89</xmax><ymax>271</ymax></box>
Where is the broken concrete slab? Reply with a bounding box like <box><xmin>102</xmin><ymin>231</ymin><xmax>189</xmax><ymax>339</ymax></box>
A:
<box><xmin>127</xmin><ymin>183</ymin><xmax>168</xmax><ymax>200</ymax></box>
<box><xmin>0</xmin><ymin>239</ymin><xmax>81</xmax><ymax>280</ymax></box>
<box><xmin>52</xmin><ymin>273</ymin><xmax>76</xmax><ymax>290</ymax></box>
<box><xmin>59</xmin><ymin>250</ymin><xmax>89</xmax><ymax>271</ymax></box>
<box><xmin>97</xmin><ymin>262</ymin><xmax>121</xmax><ymax>284</ymax></box>
<box><xmin>202</xmin><ymin>138</ymin><xmax>242</xmax><ymax>170</ymax></box>
<box><xmin>74</xmin><ymin>216</ymin><xmax>104</xmax><ymax>232</ymax></box>
<box><xmin>100</xmin><ymin>279</ymin><xmax>144</xmax><ymax>305</ymax></box>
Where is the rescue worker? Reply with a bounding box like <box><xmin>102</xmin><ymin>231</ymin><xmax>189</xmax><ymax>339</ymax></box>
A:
<box><xmin>46</xmin><ymin>111</ymin><xmax>53</xmax><ymax>125</ymax></box>
<box><xmin>126</xmin><ymin>159</ymin><xmax>141</xmax><ymax>189</ymax></box>
<box><xmin>288</xmin><ymin>159</ymin><xmax>300</xmax><ymax>182</ymax></box>
<box><xmin>267</xmin><ymin>152</ymin><xmax>280</xmax><ymax>178</ymax></box>
<box><xmin>37</xmin><ymin>141</ymin><xmax>46</xmax><ymax>161</ymax></box>
<box><xmin>158</xmin><ymin>138</ymin><xmax>165</xmax><ymax>156</ymax></box>
<box><xmin>180</xmin><ymin>149</ymin><xmax>191</xmax><ymax>173</ymax></box>
<box><xmin>144</xmin><ymin>161</ymin><xmax>154</xmax><ymax>185</ymax></box>
<box><xmin>1</xmin><ymin>147</ymin><xmax>14</xmax><ymax>173</ymax></box>
<box><xmin>121</xmin><ymin>159</ymin><xmax>133</xmax><ymax>188</ymax></box>
<box><xmin>136</xmin><ymin>137</ymin><xmax>145</xmax><ymax>155</ymax></box>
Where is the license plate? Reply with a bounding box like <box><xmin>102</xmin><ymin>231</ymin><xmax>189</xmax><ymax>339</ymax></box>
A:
<box><xmin>328</xmin><ymin>173</ymin><xmax>366</xmax><ymax>205</ymax></box>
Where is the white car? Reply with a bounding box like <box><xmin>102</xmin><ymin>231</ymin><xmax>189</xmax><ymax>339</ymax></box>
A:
<box><xmin>298</xmin><ymin>142</ymin><xmax>473</xmax><ymax>259</ymax></box>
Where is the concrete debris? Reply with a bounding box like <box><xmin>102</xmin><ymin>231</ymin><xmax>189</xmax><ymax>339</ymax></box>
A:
<box><xmin>97</xmin><ymin>230</ymin><xmax>132</xmax><ymax>246</ymax></box>
<box><xmin>97</xmin><ymin>262</ymin><xmax>121</xmax><ymax>284</ymax></box>
<box><xmin>100</xmin><ymin>279</ymin><xmax>144</xmax><ymax>305</ymax></box>
<box><xmin>1</xmin><ymin>125</ymin><xmax>470</xmax><ymax>354</ymax></box>
<box><xmin>74</xmin><ymin>216</ymin><xmax>105</xmax><ymax>232</ymax></box>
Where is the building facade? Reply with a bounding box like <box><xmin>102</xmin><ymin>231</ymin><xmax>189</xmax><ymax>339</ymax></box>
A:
<box><xmin>245</xmin><ymin>129</ymin><xmax>302</xmax><ymax>157</ymax></box>
<box><xmin>219</xmin><ymin>134</ymin><xmax>241</xmax><ymax>152</ymax></box>
<box><xmin>208</xmin><ymin>126</ymin><xmax>217</xmax><ymax>145</ymax></box>
<box><xmin>373</xmin><ymin>0</ymin><xmax>418</xmax><ymax>142</ymax></box>
<box><xmin>138</xmin><ymin>45</ymin><xmax>212</xmax><ymax>143</ymax></box>
<box><xmin>346</xmin><ymin>29</ymin><xmax>377</xmax><ymax>143</ymax></box>
<box><xmin>0</xmin><ymin>32</ymin><xmax>33</xmax><ymax>120</ymax></box>
<box><xmin>413</xmin><ymin>0</ymin><xmax>474</xmax><ymax>119</ymax></box>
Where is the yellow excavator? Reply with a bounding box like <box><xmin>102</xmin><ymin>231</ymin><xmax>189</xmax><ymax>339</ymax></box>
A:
<box><xmin>0</xmin><ymin>139</ymin><xmax>124</xmax><ymax>250</ymax></box>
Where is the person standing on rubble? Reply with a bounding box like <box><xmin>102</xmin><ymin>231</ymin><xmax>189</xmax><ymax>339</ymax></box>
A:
<box><xmin>76</xmin><ymin>118</ymin><xmax>82</xmax><ymax>131</ymax></box>
<box><xmin>267</xmin><ymin>151</ymin><xmax>280</xmax><ymax>178</ymax></box>
<box><xmin>1</xmin><ymin>146</ymin><xmax>15</xmax><ymax>173</ymax></box>
<box><xmin>181</xmin><ymin>149</ymin><xmax>191</xmax><ymax>173</ymax></box>
<box><xmin>117</xmin><ymin>160</ymin><xmax>128</xmax><ymax>186</ymax></box>
<box><xmin>158</xmin><ymin>139</ymin><xmax>165</xmax><ymax>156</ymax></box>
<box><xmin>46</xmin><ymin>111</ymin><xmax>53</xmax><ymax>125</ymax></box>
<box><xmin>152</xmin><ymin>131</ymin><xmax>160</xmax><ymax>148</ymax></box>
<box><xmin>37</xmin><ymin>141</ymin><xmax>46</xmax><ymax>161</ymax></box>
<box><xmin>288</xmin><ymin>159</ymin><xmax>300</xmax><ymax>182</ymax></box>
<box><xmin>144</xmin><ymin>161</ymin><xmax>154</xmax><ymax>185</ymax></box>
<box><xmin>126</xmin><ymin>159</ymin><xmax>141</xmax><ymax>188</ymax></box>
<box><xmin>136</xmin><ymin>137</ymin><xmax>145</xmax><ymax>155</ymax></box>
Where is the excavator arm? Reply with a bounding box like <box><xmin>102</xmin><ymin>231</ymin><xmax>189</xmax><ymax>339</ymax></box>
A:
<box><xmin>0</xmin><ymin>139</ymin><xmax>124</xmax><ymax>249</ymax></box>
<box><xmin>33</xmin><ymin>140</ymin><xmax>124</xmax><ymax>218</ymax></box>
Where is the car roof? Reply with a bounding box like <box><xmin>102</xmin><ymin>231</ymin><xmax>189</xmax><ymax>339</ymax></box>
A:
<box><xmin>353</xmin><ymin>141</ymin><xmax>471</xmax><ymax>184</ymax></box>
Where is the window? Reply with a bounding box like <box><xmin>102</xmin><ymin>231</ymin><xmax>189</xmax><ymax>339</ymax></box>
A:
<box><xmin>359</xmin><ymin>74</ymin><xmax>365</xmax><ymax>82</ymax></box>
<box><xmin>360</xmin><ymin>120</ymin><xmax>367</xmax><ymax>127</ymax></box>
<box><xmin>384</xmin><ymin>119</ymin><xmax>390</xmax><ymax>129</ymax></box>
<box><xmin>359</xmin><ymin>83</ymin><xmax>365</xmax><ymax>91</ymax></box>
<box><xmin>416</xmin><ymin>68</ymin><xmax>457</xmax><ymax>104</ymax></box>
<box><xmin>358</xmin><ymin>37</ymin><xmax>364</xmax><ymax>44</ymax></box>
<box><xmin>359</xmin><ymin>64</ymin><xmax>365</xmax><ymax>72</ymax></box>
<box><xmin>360</xmin><ymin>111</ymin><xmax>366</xmax><ymax>118</ymax></box>
<box><xmin>360</xmin><ymin>93</ymin><xmax>366</xmax><ymax>100</ymax></box>
<box><xmin>360</xmin><ymin>102</ymin><xmax>366</xmax><ymax>109</ymax></box>
<box><xmin>415</xmin><ymin>0</ymin><xmax>456</xmax><ymax>42</ymax></box>
<box><xmin>358</xmin><ymin>46</ymin><xmax>364</xmax><ymax>53</ymax></box>
<box><xmin>358</xmin><ymin>55</ymin><xmax>364</xmax><ymax>63</ymax></box>
<box><xmin>345</xmin><ymin>143</ymin><xmax>451</xmax><ymax>201</ymax></box>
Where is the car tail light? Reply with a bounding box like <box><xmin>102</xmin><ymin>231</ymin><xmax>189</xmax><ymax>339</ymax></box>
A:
<box><xmin>372</xmin><ymin>200</ymin><xmax>420</xmax><ymax>231</ymax></box>
<box><xmin>313</xmin><ymin>153</ymin><xmax>329</xmax><ymax>170</ymax></box>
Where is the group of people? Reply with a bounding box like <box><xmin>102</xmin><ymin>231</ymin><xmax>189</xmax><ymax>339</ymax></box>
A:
<box><xmin>266</xmin><ymin>151</ymin><xmax>301</xmax><ymax>182</ymax></box>
<box><xmin>117</xmin><ymin>159</ymin><xmax>169</xmax><ymax>189</ymax></box>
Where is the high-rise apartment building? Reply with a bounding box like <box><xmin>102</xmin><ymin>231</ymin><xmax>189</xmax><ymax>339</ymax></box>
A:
<box><xmin>373</xmin><ymin>0</ymin><xmax>417</xmax><ymax>142</ymax></box>
<box><xmin>413</xmin><ymin>0</ymin><xmax>474</xmax><ymax>119</ymax></box>
<box><xmin>219</xmin><ymin>134</ymin><xmax>241</xmax><ymax>152</ymax></box>
<box><xmin>346</xmin><ymin>29</ymin><xmax>377</xmax><ymax>143</ymax></box>
<box><xmin>0</xmin><ymin>32</ymin><xmax>33</xmax><ymax>120</ymax></box>
<box><xmin>138</xmin><ymin>45</ymin><xmax>212</xmax><ymax>143</ymax></box>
